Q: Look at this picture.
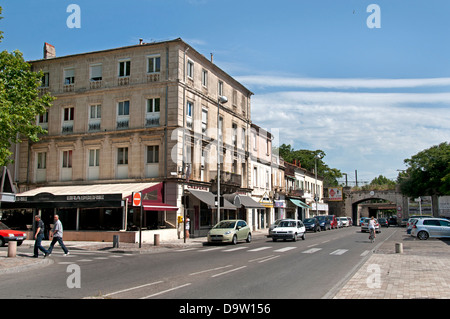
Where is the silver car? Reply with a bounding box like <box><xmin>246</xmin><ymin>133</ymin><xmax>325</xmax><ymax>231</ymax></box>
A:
<box><xmin>411</xmin><ymin>218</ymin><xmax>450</xmax><ymax>240</ymax></box>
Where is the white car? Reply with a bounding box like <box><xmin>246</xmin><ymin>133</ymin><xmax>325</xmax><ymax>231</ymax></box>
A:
<box><xmin>271</xmin><ymin>219</ymin><xmax>306</xmax><ymax>242</ymax></box>
<box><xmin>340</xmin><ymin>217</ymin><xmax>349</xmax><ymax>227</ymax></box>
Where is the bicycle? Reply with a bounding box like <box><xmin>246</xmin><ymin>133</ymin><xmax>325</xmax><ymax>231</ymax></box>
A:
<box><xmin>369</xmin><ymin>228</ymin><xmax>375</xmax><ymax>243</ymax></box>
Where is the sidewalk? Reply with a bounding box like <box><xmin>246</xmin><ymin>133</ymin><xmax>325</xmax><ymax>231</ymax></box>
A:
<box><xmin>333</xmin><ymin>228</ymin><xmax>450</xmax><ymax>299</ymax></box>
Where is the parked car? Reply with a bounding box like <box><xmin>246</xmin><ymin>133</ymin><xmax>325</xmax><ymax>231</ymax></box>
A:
<box><xmin>268</xmin><ymin>219</ymin><xmax>282</xmax><ymax>237</ymax></box>
<box><xmin>328</xmin><ymin>215</ymin><xmax>338</xmax><ymax>229</ymax></box>
<box><xmin>271</xmin><ymin>219</ymin><xmax>306</xmax><ymax>242</ymax></box>
<box><xmin>388</xmin><ymin>217</ymin><xmax>398</xmax><ymax>226</ymax></box>
<box><xmin>336</xmin><ymin>217</ymin><xmax>343</xmax><ymax>228</ymax></box>
<box><xmin>0</xmin><ymin>222</ymin><xmax>27</xmax><ymax>247</ymax></box>
<box><xmin>303</xmin><ymin>217</ymin><xmax>321</xmax><ymax>232</ymax></box>
<box><xmin>378</xmin><ymin>218</ymin><xmax>389</xmax><ymax>227</ymax></box>
<box><xmin>406</xmin><ymin>218</ymin><xmax>418</xmax><ymax>234</ymax></box>
<box><xmin>360</xmin><ymin>218</ymin><xmax>380</xmax><ymax>233</ymax></box>
<box><xmin>400</xmin><ymin>218</ymin><xmax>408</xmax><ymax>227</ymax></box>
<box><xmin>340</xmin><ymin>217</ymin><xmax>350</xmax><ymax>227</ymax></box>
<box><xmin>411</xmin><ymin>217</ymin><xmax>450</xmax><ymax>240</ymax></box>
<box><xmin>316</xmin><ymin>215</ymin><xmax>331</xmax><ymax>231</ymax></box>
<box><xmin>207</xmin><ymin>220</ymin><xmax>252</xmax><ymax>245</ymax></box>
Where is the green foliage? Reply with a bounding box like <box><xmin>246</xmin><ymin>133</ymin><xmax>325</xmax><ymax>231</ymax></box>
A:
<box><xmin>398</xmin><ymin>142</ymin><xmax>450</xmax><ymax>197</ymax></box>
<box><xmin>0</xmin><ymin>8</ymin><xmax>54</xmax><ymax>165</ymax></box>
<box><xmin>275</xmin><ymin>143</ymin><xmax>342</xmax><ymax>186</ymax></box>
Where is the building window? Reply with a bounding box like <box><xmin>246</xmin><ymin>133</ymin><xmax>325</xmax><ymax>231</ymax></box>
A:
<box><xmin>147</xmin><ymin>145</ymin><xmax>159</xmax><ymax>164</ymax></box>
<box><xmin>187</xmin><ymin>60</ymin><xmax>194</xmax><ymax>79</ymax></box>
<box><xmin>62</xmin><ymin>150</ymin><xmax>73</xmax><ymax>168</ymax></box>
<box><xmin>89</xmin><ymin>149</ymin><xmax>100</xmax><ymax>167</ymax></box>
<box><xmin>37</xmin><ymin>152</ymin><xmax>47</xmax><ymax>169</ymax></box>
<box><xmin>117</xmin><ymin>147</ymin><xmax>128</xmax><ymax>165</ymax></box>
<box><xmin>64</xmin><ymin>68</ymin><xmax>75</xmax><ymax>85</ymax></box>
<box><xmin>41</xmin><ymin>72</ymin><xmax>49</xmax><ymax>87</ymax></box>
<box><xmin>232</xmin><ymin>123</ymin><xmax>237</xmax><ymax>147</ymax></box>
<box><xmin>117</xmin><ymin>100</ymin><xmax>130</xmax><ymax>129</ymax></box>
<box><xmin>90</xmin><ymin>64</ymin><xmax>102</xmax><ymax>81</ymax></box>
<box><xmin>218</xmin><ymin>81</ymin><xmax>224</xmax><ymax>96</ymax></box>
<box><xmin>62</xmin><ymin>107</ymin><xmax>74</xmax><ymax>133</ymax></box>
<box><xmin>202</xmin><ymin>69</ymin><xmax>208</xmax><ymax>87</ymax></box>
<box><xmin>253</xmin><ymin>167</ymin><xmax>258</xmax><ymax>187</ymax></box>
<box><xmin>147</xmin><ymin>55</ymin><xmax>161</xmax><ymax>73</ymax></box>
<box><xmin>186</xmin><ymin>101</ymin><xmax>193</xmax><ymax>129</ymax></box>
<box><xmin>201</xmin><ymin>108</ymin><xmax>208</xmax><ymax>134</ymax></box>
<box><xmin>241</xmin><ymin>127</ymin><xmax>246</xmax><ymax>149</ymax></box>
<box><xmin>146</xmin><ymin>98</ymin><xmax>160</xmax><ymax>127</ymax></box>
<box><xmin>118</xmin><ymin>60</ymin><xmax>131</xmax><ymax>77</ymax></box>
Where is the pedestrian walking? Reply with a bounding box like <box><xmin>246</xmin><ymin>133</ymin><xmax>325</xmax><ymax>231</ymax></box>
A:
<box><xmin>33</xmin><ymin>215</ymin><xmax>49</xmax><ymax>258</ymax></box>
<box><xmin>185</xmin><ymin>214</ymin><xmax>190</xmax><ymax>239</ymax></box>
<box><xmin>48</xmin><ymin>215</ymin><xmax>69</xmax><ymax>256</ymax></box>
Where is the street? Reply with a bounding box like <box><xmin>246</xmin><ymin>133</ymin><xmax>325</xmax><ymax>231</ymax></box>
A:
<box><xmin>0</xmin><ymin>226</ymin><xmax>397</xmax><ymax>299</ymax></box>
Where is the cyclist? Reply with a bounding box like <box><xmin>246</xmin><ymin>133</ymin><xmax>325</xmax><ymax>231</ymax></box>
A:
<box><xmin>368</xmin><ymin>216</ymin><xmax>376</xmax><ymax>242</ymax></box>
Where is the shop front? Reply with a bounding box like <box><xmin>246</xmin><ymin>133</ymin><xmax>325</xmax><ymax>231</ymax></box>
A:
<box><xmin>2</xmin><ymin>182</ymin><xmax>178</xmax><ymax>243</ymax></box>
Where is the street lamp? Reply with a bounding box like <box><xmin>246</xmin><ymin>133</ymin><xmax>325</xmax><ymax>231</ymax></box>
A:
<box><xmin>217</xmin><ymin>95</ymin><xmax>228</xmax><ymax>225</ymax></box>
<box><xmin>314</xmin><ymin>154</ymin><xmax>322</xmax><ymax>217</ymax></box>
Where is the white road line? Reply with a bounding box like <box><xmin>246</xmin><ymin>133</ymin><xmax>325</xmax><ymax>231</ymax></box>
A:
<box><xmin>76</xmin><ymin>259</ymin><xmax>93</xmax><ymax>262</ymax></box>
<box><xmin>104</xmin><ymin>281</ymin><xmax>164</xmax><ymax>297</ymax></box>
<box><xmin>189</xmin><ymin>265</ymin><xmax>233</xmax><ymax>276</ymax></box>
<box><xmin>360</xmin><ymin>250</ymin><xmax>370</xmax><ymax>257</ymax></box>
<box><xmin>307</xmin><ymin>243</ymin><xmax>319</xmax><ymax>248</ymax></box>
<box><xmin>274</xmin><ymin>247</ymin><xmax>297</xmax><ymax>253</ymax></box>
<box><xmin>223</xmin><ymin>247</ymin><xmax>247</xmax><ymax>252</ymax></box>
<box><xmin>94</xmin><ymin>257</ymin><xmax>109</xmax><ymax>260</ymax></box>
<box><xmin>140</xmin><ymin>283</ymin><xmax>192</xmax><ymax>299</ymax></box>
<box><xmin>248</xmin><ymin>255</ymin><xmax>275</xmax><ymax>263</ymax></box>
<box><xmin>199</xmin><ymin>247</ymin><xmax>224</xmax><ymax>252</ymax></box>
<box><xmin>301</xmin><ymin>248</ymin><xmax>322</xmax><ymax>254</ymax></box>
<box><xmin>175</xmin><ymin>248</ymin><xmax>198</xmax><ymax>252</ymax></box>
<box><xmin>57</xmin><ymin>262</ymin><xmax>73</xmax><ymax>265</ymax></box>
<box><xmin>211</xmin><ymin>266</ymin><xmax>247</xmax><ymax>278</ymax></box>
<box><xmin>330</xmin><ymin>249</ymin><xmax>348</xmax><ymax>255</ymax></box>
<box><xmin>257</xmin><ymin>255</ymin><xmax>280</xmax><ymax>263</ymax></box>
<box><xmin>248</xmin><ymin>246</ymin><xmax>271</xmax><ymax>252</ymax></box>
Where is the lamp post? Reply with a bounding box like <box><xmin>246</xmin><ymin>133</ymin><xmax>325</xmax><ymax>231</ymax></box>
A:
<box><xmin>217</xmin><ymin>95</ymin><xmax>228</xmax><ymax>225</ymax></box>
<box><xmin>314</xmin><ymin>154</ymin><xmax>322</xmax><ymax>216</ymax></box>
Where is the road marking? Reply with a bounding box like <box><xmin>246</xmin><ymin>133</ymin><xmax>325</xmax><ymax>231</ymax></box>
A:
<box><xmin>140</xmin><ymin>283</ymin><xmax>192</xmax><ymax>299</ymax></box>
<box><xmin>248</xmin><ymin>246</ymin><xmax>271</xmax><ymax>252</ymax></box>
<box><xmin>189</xmin><ymin>265</ymin><xmax>233</xmax><ymax>276</ymax></box>
<box><xmin>257</xmin><ymin>255</ymin><xmax>280</xmax><ymax>263</ymax></box>
<box><xmin>330</xmin><ymin>249</ymin><xmax>348</xmax><ymax>255</ymax></box>
<box><xmin>307</xmin><ymin>243</ymin><xmax>319</xmax><ymax>248</ymax></box>
<box><xmin>274</xmin><ymin>247</ymin><xmax>297</xmax><ymax>253</ymax></box>
<box><xmin>211</xmin><ymin>266</ymin><xmax>247</xmax><ymax>278</ymax></box>
<box><xmin>302</xmin><ymin>248</ymin><xmax>322</xmax><ymax>254</ymax></box>
<box><xmin>249</xmin><ymin>255</ymin><xmax>275</xmax><ymax>263</ymax></box>
<box><xmin>76</xmin><ymin>259</ymin><xmax>93</xmax><ymax>262</ymax></box>
<box><xmin>94</xmin><ymin>257</ymin><xmax>109</xmax><ymax>260</ymax></box>
<box><xmin>57</xmin><ymin>261</ymin><xmax>73</xmax><ymax>265</ymax></box>
<box><xmin>175</xmin><ymin>248</ymin><xmax>198</xmax><ymax>252</ymax></box>
<box><xmin>360</xmin><ymin>250</ymin><xmax>370</xmax><ymax>257</ymax></box>
<box><xmin>199</xmin><ymin>246</ymin><xmax>224</xmax><ymax>252</ymax></box>
<box><xmin>104</xmin><ymin>281</ymin><xmax>164</xmax><ymax>297</ymax></box>
<box><xmin>223</xmin><ymin>247</ymin><xmax>247</xmax><ymax>252</ymax></box>
<box><xmin>321</xmin><ymin>240</ymin><xmax>330</xmax><ymax>244</ymax></box>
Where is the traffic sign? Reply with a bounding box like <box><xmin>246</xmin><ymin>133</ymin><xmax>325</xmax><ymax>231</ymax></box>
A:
<box><xmin>132</xmin><ymin>192</ymin><xmax>142</xmax><ymax>207</ymax></box>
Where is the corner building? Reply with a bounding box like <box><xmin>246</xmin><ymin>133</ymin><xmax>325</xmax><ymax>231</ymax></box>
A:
<box><xmin>6</xmin><ymin>38</ymin><xmax>255</xmax><ymax>242</ymax></box>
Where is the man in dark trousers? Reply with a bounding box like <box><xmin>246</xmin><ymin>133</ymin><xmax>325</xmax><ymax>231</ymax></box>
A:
<box><xmin>33</xmin><ymin>215</ymin><xmax>49</xmax><ymax>258</ymax></box>
<box><xmin>48</xmin><ymin>214</ymin><xmax>69</xmax><ymax>256</ymax></box>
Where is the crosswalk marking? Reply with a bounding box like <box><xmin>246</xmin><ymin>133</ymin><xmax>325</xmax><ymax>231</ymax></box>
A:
<box><xmin>223</xmin><ymin>247</ymin><xmax>247</xmax><ymax>252</ymax></box>
<box><xmin>330</xmin><ymin>249</ymin><xmax>348</xmax><ymax>255</ymax></box>
<box><xmin>302</xmin><ymin>248</ymin><xmax>322</xmax><ymax>254</ymax></box>
<box><xmin>248</xmin><ymin>246</ymin><xmax>271</xmax><ymax>252</ymax></box>
<box><xmin>274</xmin><ymin>247</ymin><xmax>297</xmax><ymax>253</ymax></box>
<box><xmin>360</xmin><ymin>250</ymin><xmax>370</xmax><ymax>257</ymax></box>
<box><xmin>199</xmin><ymin>247</ymin><xmax>224</xmax><ymax>252</ymax></box>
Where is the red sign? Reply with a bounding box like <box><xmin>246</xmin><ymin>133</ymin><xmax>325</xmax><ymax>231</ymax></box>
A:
<box><xmin>132</xmin><ymin>192</ymin><xmax>142</xmax><ymax>207</ymax></box>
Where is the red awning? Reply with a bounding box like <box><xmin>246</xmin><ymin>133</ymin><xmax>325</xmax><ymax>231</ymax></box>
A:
<box><xmin>124</xmin><ymin>183</ymin><xmax>178</xmax><ymax>211</ymax></box>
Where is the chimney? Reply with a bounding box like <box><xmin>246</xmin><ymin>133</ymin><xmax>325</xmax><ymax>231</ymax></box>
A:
<box><xmin>210</xmin><ymin>53</ymin><xmax>213</xmax><ymax>63</ymax></box>
<box><xmin>43</xmin><ymin>42</ymin><xmax>56</xmax><ymax>59</ymax></box>
<box><xmin>139</xmin><ymin>38</ymin><xmax>143</xmax><ymax>45</ymax></box>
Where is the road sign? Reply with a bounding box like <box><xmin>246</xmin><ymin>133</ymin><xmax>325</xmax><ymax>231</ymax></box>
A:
<box><xmin>132</xmin><ymin>192</ymin><xmax>142</xmax><ymax>207</ymax></box>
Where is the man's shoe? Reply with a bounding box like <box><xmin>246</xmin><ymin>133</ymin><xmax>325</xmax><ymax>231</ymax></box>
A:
<box><xmin>64</xmin><ymin>252</ymin><xmax>70</xmax><ymax>256</ymax></box>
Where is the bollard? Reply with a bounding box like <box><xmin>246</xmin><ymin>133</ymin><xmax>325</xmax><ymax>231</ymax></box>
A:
<box><xmin>7</xmin><ymin>241</ymin><xmax>17</xmax><ymax>258</ymax></box>
<box><xmin>113</xmin><ymin>235</ymin><xmax>119</xmax><ymax>248</ymax></box>
<box><xmin>154</xmin><ymin>234</ymin><xmax>160</xmax><ymax>246</ymax></box>
<box><xmin>395</xmin><ymin>242</ymin><xmax>403</xmax><ymax>254</ymax></box>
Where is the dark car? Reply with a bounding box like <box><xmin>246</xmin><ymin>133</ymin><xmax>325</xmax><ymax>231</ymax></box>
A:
<box><xmin>327</xmin><ymin>215</ymin><xmax>338</xmax><ymax>229</ymax></box>
<box><xmin>378</xmin><ymin>218</ymin><xmax>389</xmax><ymax>227</ymax></box>
<box><xmin>316</xmin><ymin>216</ymin><xmax>331</xmax><ymax>231</ymax></box>
<box><xmin>303</xmin><ymin>217</ymin><xmax>321</xmax><ymax>232</ymax></box>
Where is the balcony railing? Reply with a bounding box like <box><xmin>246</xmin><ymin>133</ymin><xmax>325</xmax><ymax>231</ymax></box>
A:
<box><xmin>210</xmin><ymin>171</ymin><xmax>242</xmax><ymax>187</ymax></box>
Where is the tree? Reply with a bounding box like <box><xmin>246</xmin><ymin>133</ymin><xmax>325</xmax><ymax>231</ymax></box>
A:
<box><xmin>398</xmin><ymin>142</ymin><xmax>450</xmax><ymax>197</ymax></box>
<box><xmin>275</xmin><ymin>143</ymin><xmax>343</xmax><ymax>186</ymax></box>
<box><xmin>0</xmin><ymin>6</ymin><xmax>53</xmax><ymax>166</ymax></box>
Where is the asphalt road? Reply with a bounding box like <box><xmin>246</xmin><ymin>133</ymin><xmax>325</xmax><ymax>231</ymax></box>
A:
<box><xmin>0</xmin><ymin>226</ymin><xmax>397</xmax><ymax>300</ymax></box>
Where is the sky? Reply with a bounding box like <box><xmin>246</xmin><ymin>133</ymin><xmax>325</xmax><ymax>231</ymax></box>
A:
<box><xmin>1</xmin><ymin>0</ymin><xmax>450</xmax><ymax>185</ymax></box>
